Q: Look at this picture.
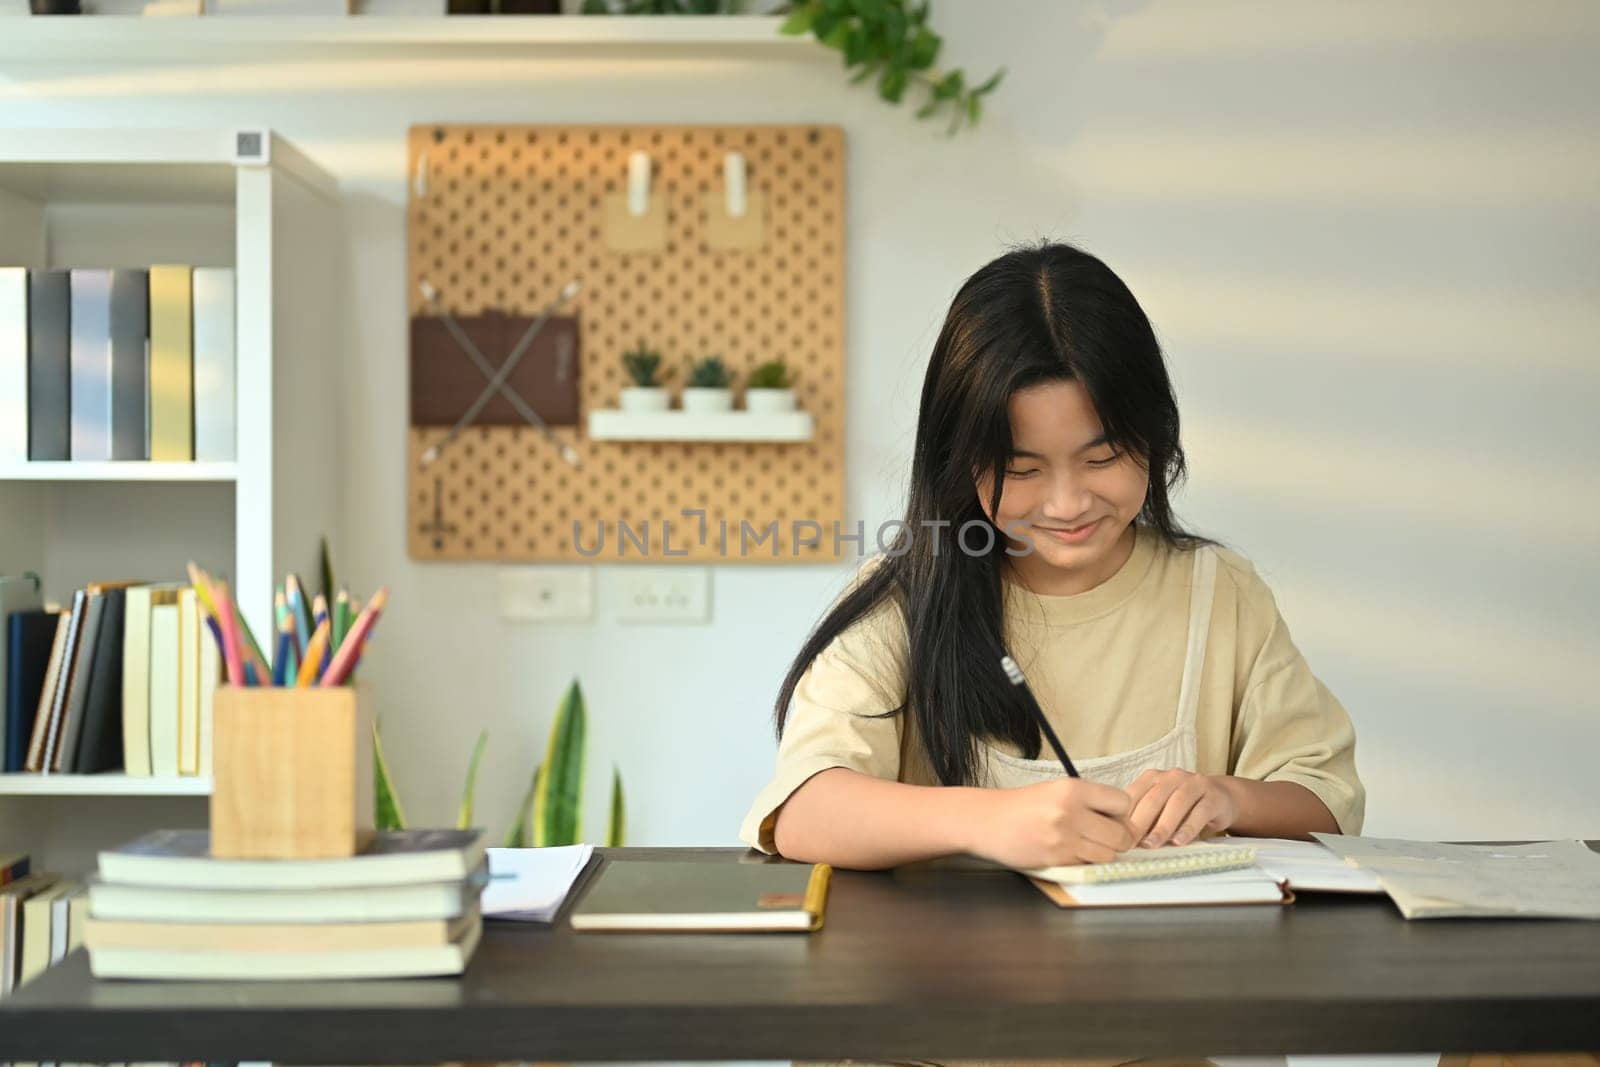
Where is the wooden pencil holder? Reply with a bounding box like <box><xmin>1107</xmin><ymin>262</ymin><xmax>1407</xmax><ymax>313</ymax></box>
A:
<box><xmin>209</xmin><ymin>684</ymin><xmax>375</xmax><ymax>860</ymax></box>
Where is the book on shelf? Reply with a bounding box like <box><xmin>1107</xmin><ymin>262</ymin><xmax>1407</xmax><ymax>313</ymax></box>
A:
<box><xmin>5</xmin><ymin>609</ymin><xmax>59</xmax><ymax>774</ymax></box>
<box><xmin>1</xmin><ymin>262</ymin><xmax>233</xmax><ymax>466</ymax></box>
<box><xmin>6</xmin><ymin>578</ymin><xmax>218</xmax><ymax>779</ymax></box>
<box><xmin>0</xmin><ymin>572</ymin><xmax>44</xmax><ymax>770</ymax></box>
<box><xmin>26</xmin><ymin>269</ymin><xmax>71</xmax><ymax>462</ymax></box>
<box><xmin>0</xmin><ymin>872</ymin><xmax>56</xmax><ymax>999</ymax></box>
<box><xmin>149</xmin><ymin>264</ymin><xmax>194</xmax><ymax>462</ymax></box>
<box><xmin>0</xmin><ymin>268</ymin><xmax>26</xmax><ymax>462</ymax></box>
<box><xmin>69</xmin><ymin>269</ymin><xmax>114</xmax><ymax>462</ymax></box>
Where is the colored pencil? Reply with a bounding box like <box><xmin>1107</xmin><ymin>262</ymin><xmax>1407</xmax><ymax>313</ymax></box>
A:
<box><xmin>213</xmin><ymin>579</ymin><xmax>245</xmax><ymax>686</ymax></box>
<box><xmin>295</xmin><ymin>619</ymin><xmax>331</xmax><ymax>688</ymax></box>
<box><xmin>319</xmin><ymin>588</ymin><xmax>388</xmax><ymax>687</ymax></box>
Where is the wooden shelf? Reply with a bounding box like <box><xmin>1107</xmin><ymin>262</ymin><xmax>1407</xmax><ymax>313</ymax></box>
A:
<box><xmin>0</xmin><ymin>774</ymin><xmax>211</xmax><ymax>797</ymax></box>
<box><xmin>0</xmin><ymin>15</ymin><xmax>816</xmax><ymax>62</ymax></box>
<box><xmin>587</xmin><ymin>409</ymin><xmax>814</xmax><ymax>442</ymax></box>
<box><xmin>0</xmin><ymin>461</ymin><xmax>238</xmax><ymax>483</ymax></box>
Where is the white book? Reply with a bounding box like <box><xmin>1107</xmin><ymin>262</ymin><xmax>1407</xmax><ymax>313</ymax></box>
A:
<box><xmin>192</xmin><ymin>267</ymin><xmax>235</xmax><ymax>463</ymax></box>
<box><xmin>87</xmin><ymin>918</ymin><xmax>481</xmax><ymax>981</ymax></box>
<box><xmin>69</xmin><ymin>269</ymin><xmax>114</xmax><ymax>462</ymax></box>
<box><xmin>177</xmin><ymin>587</ymin><xmax>200</xmax><ymax>776</ymax></box>
<box><xmin>0</xmin><ymin>268</ymin><xmax>27</xmax><ymax>461</ymax></box>
<box><xmin>121</xmin><ymin>584</ymin><xmax>181</xmax><ymax>778</ymax></box>
<box><xmin>147</xmin><ymin>603</ymin><xmax>180</xmax><ymax>779</ymax></box>
<box><xmin>87</xmin><ymin>878</ymin><xmax>482</xmax><ymax>924</ymax></box>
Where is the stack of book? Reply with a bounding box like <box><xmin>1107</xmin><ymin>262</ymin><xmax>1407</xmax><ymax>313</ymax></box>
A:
<box><xmin>0</xmin><ymin>855</ymin><xmax>89</xmax><ymax>999</ymax></box>
<box><xmin>2</xmin><ymin>577</ymin><xmax>221</xmax><ymax>778</ymax></box>
<box><xmin>83</xmin><ymin>829</ymin><xmax>487</xmax><ymax>980</ymax></box>
<box><xmin>0</xmin><ymin>264</ymin><xmax>235</xmax><ymax>464</ymax></box>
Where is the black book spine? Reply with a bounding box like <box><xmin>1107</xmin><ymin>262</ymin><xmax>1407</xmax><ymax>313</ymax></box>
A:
<box><xmin>27</xmin><ymin>268</ymin><xmax>71</xmax><ymax>461</ymax></box>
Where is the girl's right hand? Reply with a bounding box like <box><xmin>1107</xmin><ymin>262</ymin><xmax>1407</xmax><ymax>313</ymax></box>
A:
<box><xmin>967</xmin><ymin>778</ymin><xmax>1138</xmax><ymax>869</ymax></box>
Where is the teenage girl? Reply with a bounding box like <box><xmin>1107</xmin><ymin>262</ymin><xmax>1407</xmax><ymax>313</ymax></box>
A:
<box><xmin>741</xmin><ymin>240</ymin><xmax>1363</xmax><ymax>874</ymax></box>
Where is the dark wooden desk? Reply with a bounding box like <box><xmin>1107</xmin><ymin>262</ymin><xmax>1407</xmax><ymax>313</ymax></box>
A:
<box><xmin>3</xmin><ymin>845</ymin><xmax>1599</xmax><ymax>1063</ymax></box>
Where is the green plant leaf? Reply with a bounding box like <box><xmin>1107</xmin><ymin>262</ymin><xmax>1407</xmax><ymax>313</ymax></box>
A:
<box><xmin>915</xmin><ymin>97</ymin><xmax>940</xmax><ymax>120</ymax></box>
<box><xmin>933</xmin><ymin>69</ymin><xmax>964</xmax><ymax>100</ymax></box>
<box><xmin>878</xmin><ymin>64</ymin><xmax>908</xmax><ymax>103</ymax></box>
<box><xmin>972</xmin><ymin>66</ymin><xmax>1005</xmax><ymax>96</ymax></box>
<box><xmin>606</xmin><ymin>766</ymin><xmax>626</xmax><ymax>848</ymax></box>
<box><xmin>848</xmin><ymin>57</ymin><xmax>883</xmax><ymax>85</ymax></box>
<box><xmin>908</xmin><ymin>26</ymin><xmax>939</xmax><ymax>69</ymax></box>
<box><xmin>532</xmin><ymin>679</ymin><xmax>587</xmax><ymax>847</ymax></box>
<box><xmin>319</xmin><ymin>536</ymin><xmax>335</xmax><ymax>607</ymax></box>
<box><xmin>821</xmin><ymin>18</ymin><xmax>852</xmax><ymax>51</ymax></box>
<box><xmin>778</xmin><ymin>5</ymin><xmax>815</xmax><ymax>36</ymax></box>
<box><xmin>456</xmin><ymin>729</ymin><xmax>488</xmax><ymax>831</ymax></box>
<box><xmin>503</xmin><ymin>764</ymin><xmax>540</xmax><ymax>848</ymax></box>
<box><xmin>812</xmin><ymin>11</ymin><xmax>838</xmax><ymax>42</ymax></box>
<box><xmin>373</xmin><ymin>719</ymin><xmax>407</xmax><ymax>832</ymax></box>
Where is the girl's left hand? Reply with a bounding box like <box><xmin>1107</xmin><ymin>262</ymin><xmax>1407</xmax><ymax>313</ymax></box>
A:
<box><xmin>1125</xmin><ymin>769</ymin><xmax>1238</xmax><ymax>848</ymax></box>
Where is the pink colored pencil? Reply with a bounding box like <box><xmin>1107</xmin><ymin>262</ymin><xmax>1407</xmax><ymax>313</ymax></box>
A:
<box><xmin>213</xmin><ymin>579</ymin><xmax>246</xmax><ymax>686</ymax></box>
<box><xmin>319</xmin><ymin>588</ymin><xmax>388</xmax><ymax>687</ymax></box>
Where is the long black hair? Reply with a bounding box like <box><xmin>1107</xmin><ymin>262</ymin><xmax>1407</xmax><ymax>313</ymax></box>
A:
<box><xmin>773</xmin><ymin>240</ymin><xmax>1220</xmax><ymax>786</ymax></box>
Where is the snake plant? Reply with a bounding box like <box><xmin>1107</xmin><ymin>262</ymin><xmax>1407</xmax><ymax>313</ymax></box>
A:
<box><xmin>373</xmin><ymin>679</ymin><xmax>625</xmax><ymax>848</ymax></box>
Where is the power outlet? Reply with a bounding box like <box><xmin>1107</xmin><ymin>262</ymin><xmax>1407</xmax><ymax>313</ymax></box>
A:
<box><xmin>500</xmin><ymin>567</ymin><xmax>593</xmax><ymax>623</ymax></box>
<box><xmin>614</xmin><ymin>566</ymin><xmax>710</xmax><ymax>624</ymax></box>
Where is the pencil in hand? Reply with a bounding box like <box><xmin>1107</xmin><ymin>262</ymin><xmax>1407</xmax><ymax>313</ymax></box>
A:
<box><xmin>1000</xmin><ymin>654</ymin><xmax>1080</xmax><ymax>779</ymax></box>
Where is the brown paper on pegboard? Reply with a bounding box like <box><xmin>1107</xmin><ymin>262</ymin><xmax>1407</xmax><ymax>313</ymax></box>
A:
<box><xmin>407</xmin><ymin>124</ymin><xmax>846</xmax><ymax>563</ymax></box>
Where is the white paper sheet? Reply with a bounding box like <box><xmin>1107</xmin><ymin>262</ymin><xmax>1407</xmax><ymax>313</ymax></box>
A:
<box><xmin>482</xmin><ymin>844</ymin><xmax>595</xmax><ymax>922</ymax></box>
<box><xmin>1312</xmin><ymin>834</ymin><xmax>1600</xmax><ymax>919</ymax></box>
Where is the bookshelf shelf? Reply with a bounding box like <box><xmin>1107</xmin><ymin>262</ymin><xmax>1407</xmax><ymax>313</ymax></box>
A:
<box><xmin>0</xmin><ymin>461</ymin><xmax>238</xmax><ymax>484</ymax></box>
<box><xmin>0</xmin><ymin>774</ymin><xmax>211</xmax><ymax>797</ymax></box>
<box><xmin>0</xmin><ymin>15</ymin><xmax>814</xmax><ymax>62</ymax></box>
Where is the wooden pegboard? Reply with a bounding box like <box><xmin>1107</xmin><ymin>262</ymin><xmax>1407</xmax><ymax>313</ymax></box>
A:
<box><xmin>406</xmin><ymin>124</ymin><xmax>846</xmax><ymax>563</ymax></box>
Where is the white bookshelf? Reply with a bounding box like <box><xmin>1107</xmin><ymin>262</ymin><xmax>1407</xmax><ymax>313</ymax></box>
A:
<box><xmin>0</xmin><ymin>461</ymin><xmax>238</xmax><ymax>483</ymax></box>
<box><xmin>0</xmin><ymin>774</ymin><xmax>211</xmax><ymax>797</ymax></box>
<box><xmin>0</xmin><ymin>129</ymin><xmax>340</xmax><ymax>874</ymax></box>
<box><xmin>0</xmin><ymin>14</ymin><xmax>814</xmax><ymax>62</ymax></box>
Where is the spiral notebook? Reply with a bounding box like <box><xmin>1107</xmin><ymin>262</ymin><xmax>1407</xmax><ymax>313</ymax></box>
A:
<box><xmin>1023</xmin><ymin>842</ymin><xmax>1292</xmax><ymax>909</ymax></box>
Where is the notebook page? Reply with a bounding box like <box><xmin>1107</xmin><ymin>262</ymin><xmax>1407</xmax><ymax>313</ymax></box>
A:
<box><xmin>1026</xmin><ymin>842</ymin><xmax>1257</xmax><ymax>885</ymax></box>
<box><xmin>1210</xmin><ymin>835</ymin><xmax>1383</xmax><ymax>893</ymax></box>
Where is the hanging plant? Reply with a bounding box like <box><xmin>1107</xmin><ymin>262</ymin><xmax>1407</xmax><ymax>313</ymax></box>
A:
<box><xmin>779</xmin><ymin>0</ymin><xmax>1003</xmax><ymax>134</ymax></box>
<box><xmin>580</xmin><ymin>0</ymin><xmax>1003</xmax><ymax>133</ymax></box>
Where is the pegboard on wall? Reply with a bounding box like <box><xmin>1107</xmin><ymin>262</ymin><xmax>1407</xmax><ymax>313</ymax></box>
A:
<box><xmin>407</xmin><ymin>124</ymin><xmax>846</xmax><ymax>563</ymax></box>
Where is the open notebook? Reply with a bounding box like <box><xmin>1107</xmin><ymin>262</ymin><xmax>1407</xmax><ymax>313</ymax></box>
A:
<box><xmin>1023</xmin><ymin>842</ymin><xmax>1291</xmax><ymax>909</ymax></box>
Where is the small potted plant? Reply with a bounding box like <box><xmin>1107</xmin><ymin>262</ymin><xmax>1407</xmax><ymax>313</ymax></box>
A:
<box><xmin>682</xmin><ymin>356</ymin><xmax>735</xmax><ymax>414</ymax></box>
<box><xmin>620</xmin><ymin>343</ymin><xmax>669</xmax><ymax>413</ymax></box>
<box><xmin>744</xmin><ymin>359</ymin><xmax>796</xmax><ymax>414</ymax></box>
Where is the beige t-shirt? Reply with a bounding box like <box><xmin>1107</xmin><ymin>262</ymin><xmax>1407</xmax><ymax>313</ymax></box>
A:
<box><xmin>739</xmin><ymin>522</ymin><xmax>1364</xmax><ymax>854</ymax></box>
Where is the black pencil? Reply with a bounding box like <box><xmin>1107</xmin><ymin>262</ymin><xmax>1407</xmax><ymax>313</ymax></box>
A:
<box><xmin>1000</xmin><ymin>654</ymin><xmax>1080</xmax><ymax>778</ymax></box>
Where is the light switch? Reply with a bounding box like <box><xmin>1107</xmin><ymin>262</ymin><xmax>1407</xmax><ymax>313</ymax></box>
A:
<box><xmin>614</xmin><ymin>566</ymin><xmax>710</xmax><ymax>624</ymax></box>
<box><xmin>500</xmin><ymin>567</ymin><xmax>593</xmax><ymax>623</ymax></box>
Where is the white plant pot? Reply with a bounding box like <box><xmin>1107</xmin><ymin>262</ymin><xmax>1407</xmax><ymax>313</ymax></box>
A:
<box><xmin>619</xmin><ymin>387</ymin><xmax>670</xmax><ymax>414</ymax></box>
<box><xmin>744</xmin><ymin>388</ymin><xmax>796</xmax><ymax>414</ymax></box>
<box><xmin>681</xmin><ymin>388</ymin><xmax>734</xmax><ymax>414</ymax></box>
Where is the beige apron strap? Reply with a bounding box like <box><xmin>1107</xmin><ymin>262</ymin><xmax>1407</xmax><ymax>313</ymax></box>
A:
<box><xmin>1173</xmin><ymin>546</ymin><xmax>1218</xmax><ymax>733</ymax></box>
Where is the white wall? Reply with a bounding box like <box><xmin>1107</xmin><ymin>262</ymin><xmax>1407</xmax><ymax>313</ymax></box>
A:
<box><xmin>3</xmin><ymin>0</ymin><xmax>1597</xmax><ymax>859</ymax></box>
